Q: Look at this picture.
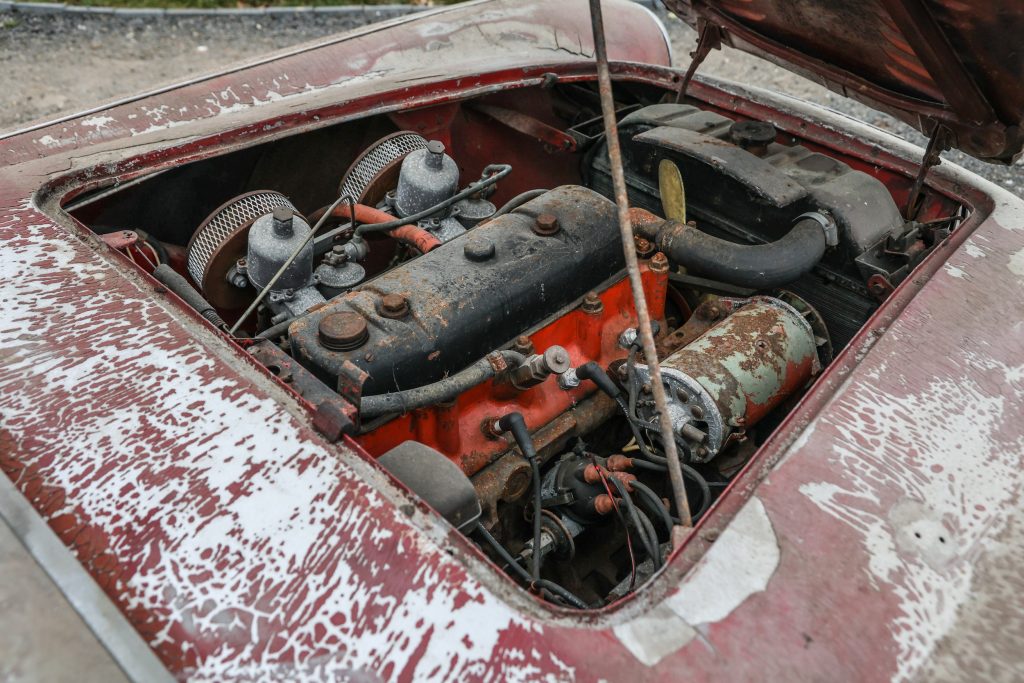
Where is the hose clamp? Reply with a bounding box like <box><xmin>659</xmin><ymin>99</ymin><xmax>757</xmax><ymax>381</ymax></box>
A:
<box><xmin>797</xmin><ymin>210</ymin><xmax>839</xmax><ymax>247</ymax></box>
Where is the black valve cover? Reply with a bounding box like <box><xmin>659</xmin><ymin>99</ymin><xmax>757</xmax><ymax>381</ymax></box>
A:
<box><xmin>288</xmin><ymin>185</ymin><xmax>624</xmax><ymax>395</ymax></box>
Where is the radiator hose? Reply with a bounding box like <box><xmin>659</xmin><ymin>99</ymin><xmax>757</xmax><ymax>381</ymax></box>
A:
<box><xmin>359</xmin><ymin>350</ymin><xmax>525</xmax><ymax>419</ymax></box>
<box><xmin>635</xmin><ymin>213</ymin><xmax>832</xmax><ymax>289</ymax></box>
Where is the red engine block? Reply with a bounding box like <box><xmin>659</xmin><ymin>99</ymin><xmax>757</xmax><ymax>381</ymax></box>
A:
<box><xmin>352</xmin><ymin>256</ymin><xmax>669</xmax><ymax>477</ymax></box>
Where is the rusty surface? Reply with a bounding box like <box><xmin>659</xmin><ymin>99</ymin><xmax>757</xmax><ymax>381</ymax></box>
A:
<box><xmin>98</xmin><ymin>229</ymin><xmax>138</xmax><ymax>251</ymax></box>
<box><xmin>378</xmin><ymin>292</ymin><xmax>409</xmax><ymax>319</ymax></box>
<box><xmin>360</xmin><ymin>267</ymin><xmax>667</xmax><ymax>479</ymax></box>
<box><xmin>318</xmin><ymin>311</ymin><xmax>369</xmax><ymax>351</ymax></box>
<box><xmin>532</xmin><ymin>213</ymin><xmax>561</xmax><ymax>236</ymax></box>
<box><xmin>663</xmin><ymin>297</ymin><xmax>819</xmax><ymax>428</ymax></box>
<box><xmin>590</xmin><ymin>0</ymin><xmax>693</xmax><ymax>527</ymax></box>
<box><xmin>2</xmin><ymin>0</ymin><xmax>1024</xmax><ymax>678</ymax></box>
<box><xmin>667</xmin><ymin>0</ymin><xmax>1024</xmax><ymax>162</ymax></box>
<box><xmin>469</xmin><ymin>103</ymin><xmax>578</xmax><ymax>153</ymax></box>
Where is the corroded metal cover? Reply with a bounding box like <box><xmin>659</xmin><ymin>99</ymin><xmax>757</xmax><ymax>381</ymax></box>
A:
<box><xmin>667</xmin><ymin>0</ymin><xmax>1024</xmax><ymax>162</ymax></box>
<box><xmin>338</xmin><ymin>131</ymin><xmax>428</xmax><ymax>204</ymax></box>
<box><xmin>185</xmin><ymin>191</ymin><xmax>295</xmax><ymax>308</ymax></box>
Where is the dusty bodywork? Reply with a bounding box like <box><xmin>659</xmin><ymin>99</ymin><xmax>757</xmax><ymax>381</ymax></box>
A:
<box><xmin>1</xmin><ymin>0</ymin><xmax>1023</xmax><ymax>680</ymax></box>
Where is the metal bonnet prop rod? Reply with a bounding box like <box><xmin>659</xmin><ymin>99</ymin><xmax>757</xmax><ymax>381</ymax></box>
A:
<box><xmin>587</xmin><ymin>0</ymin><xmax>693</xmax><ymax>529</ymax></box>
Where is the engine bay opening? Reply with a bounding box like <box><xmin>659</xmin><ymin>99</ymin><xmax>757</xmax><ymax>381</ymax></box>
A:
<box><xmin>66</xmin><ymin>79</ymin><xmax>966</xmax><ymax>610</ymax></box>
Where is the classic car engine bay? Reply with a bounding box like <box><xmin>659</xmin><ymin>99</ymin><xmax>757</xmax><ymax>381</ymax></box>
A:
<box><xmin>70</xmin><ymin>82</ymin><xmax>963</xmax><ymax>610</ymax></box>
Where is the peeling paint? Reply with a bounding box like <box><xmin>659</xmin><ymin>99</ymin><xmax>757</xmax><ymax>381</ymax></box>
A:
<box><xmin>666</xmin><ymin>497</ymin><xmax>779</xmax><ymax>625</ymax></box>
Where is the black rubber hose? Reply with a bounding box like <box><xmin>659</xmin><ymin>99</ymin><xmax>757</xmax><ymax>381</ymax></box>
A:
<box><xmin>631</xmin><ymin>480</ymin><xmax>674</xmax><ymax>538</ymax></box>
<box><xmin>473</xmin><ymin>522</ymin><xmax>532</xmax><ymax>583</ymax></box>
<box><xmin>608</xmin><ymin>477</ymin><xmax>660</xmax><ymax>568</ymax></box>
<box><xmin>152</xmin><ymin>264</ymin><xmax>227</xmax><ymax>330</ymax></box>
<box><xmin>473</xmin><ymin>525</ymin><xmax>589</xmax><ymax>609</ymax></box>
<box><xmin>627</xmin><ymin>456</ymin><xmax>713</xmax><ymax>521</ymax></box>
<box><xmin>533</xmin><ymin>579</ymin><xmax>589</xmax><ymax>609</ymax></box>
<box><xmin>646</xmin><ymin>217</ymin><xmax>827</xmax><ymax>289</ymax></box>
<box><xmin>491</xmin><ymin>188</ymin><xmax>548</xmax><ymax>219</ymax></box>
<box><xmin>360</xmin><ymin>350</ymin><xmax>524</xmax><ymax>419</ymax></box>
<box><xmin>576</xmin><ymin>361</ymin><xmax>622</xmax><ymax>399</ymax></box>
<box><xmin>255</xmin><ymin>316</ymin><xmax>297</xmax><ymax>341</ymax></box>
<box><xmin>496</xmin><ymin>412</ymin><xmax>543</xmax><ymax>583</ymax></box>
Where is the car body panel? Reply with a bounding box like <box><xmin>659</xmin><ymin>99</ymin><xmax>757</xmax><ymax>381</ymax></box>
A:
<box><xmin>1</xmin><ymin>1</ymin><xmax>1023</xmax><ymax>680</ymax></box>
<box><xmin>668</xmin><ymin>0</ymin><xmax>1024</xmax><ymax>163</ymax></box>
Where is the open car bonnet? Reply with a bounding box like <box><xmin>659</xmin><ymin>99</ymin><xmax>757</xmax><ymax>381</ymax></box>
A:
<box><xmin>667</xmin><ymin>0</ymin><xmax>1024</xmax><ymax>163</ymax></box>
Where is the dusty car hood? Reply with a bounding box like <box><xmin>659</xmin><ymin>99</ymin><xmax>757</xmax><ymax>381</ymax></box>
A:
<box><xmin>668</xmin><ymin>0</ymin><xmax>1024</xmax><ymax>163</ymax></box>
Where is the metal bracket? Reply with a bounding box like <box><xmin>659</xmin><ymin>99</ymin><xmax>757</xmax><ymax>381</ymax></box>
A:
<box><xmin>674</xmin><ymin>21</ymin><xmax>722</xmax><ymax>103</ymax></box>
<box><xmin>905</xmin><ymin>123</ymin><xmax>952</xmax><ymax>220</ymax></box>
<box><xmin>796</xmin><ymin>210</ymin><xmax>839</xmax><ymax>247</ymax></box>
<box><xmin>469</xmin><ymin>103</ymin><xmax>577</xmax><ymax>153</ymax></box>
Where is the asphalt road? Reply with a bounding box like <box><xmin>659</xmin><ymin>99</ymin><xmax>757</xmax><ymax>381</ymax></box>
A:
<box><xmin>0</xmin><ymin>7</ymin><xmax>1019</xmax><ymax>193</ymax></box>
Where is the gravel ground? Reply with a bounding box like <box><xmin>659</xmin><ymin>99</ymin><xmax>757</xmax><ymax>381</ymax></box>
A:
<box><xmin>0</xmin><ymin>8</ymin><xmax>1019</xmax><ymax>193</ymax></box>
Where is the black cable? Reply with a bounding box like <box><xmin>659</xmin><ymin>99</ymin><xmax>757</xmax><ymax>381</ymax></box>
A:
<box><xmin>631</xmin><ymin>480</ymin><xmax>673</xmax><ymax>539</ymax></box>
<box><xmin>314</xmin><ymin>164</ymin><xmax>512</xmax><ymax>244</ymax></box>
<box><xmin>496</xmin><ymin>412</ymin><xmax>543</xmax><ymax>583</ymax></box>
<box><xmin>473</xmin><ymin>522</ymin><xmax>531</xmax><ymax>583</ymax></box>
<box><xmin>636</xmin><ymin>507</ymin><xmax>660</xmax><ymax>565</ymax></box>
<box><xmin>255</xmin><ymin>316</ymin><xmax>298</xmax><ymax>341</ymax></box>
<box><xmin>608</xmin><ymin>477</ymin><xmax>660</xmax><ymax>568</ymax></box>
<box><xmin>473</xmin><ymin>525</ymin><xmax>589</xmax><ymax>609</ymax></box>
<box><xmin>490</xmin><ymin>188</ymin><xmax>548</xmax><ymax>219</ymax></box>
<box><xmin>361</xmin><ymin>350</ymin><xmax>525</xmax><ymax>419</ymax></box>
<box><xmin>533</xmin><ymin>579</ymin><xmax>589</xmax><ymax>609</ymax></box>
<box><xmin>628</xmin><ymin>456</ymin><xmax>713</xmax><ymax>521</ymax></box>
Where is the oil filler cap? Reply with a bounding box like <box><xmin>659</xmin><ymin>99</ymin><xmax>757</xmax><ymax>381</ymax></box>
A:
<box><xmin>464</xmin><ymin>235</ymin><xmax>496</xmax><ymax>262</ymax></box>
<box><xmin>319</xmin><ymin>311</ymin><xmax>369</xmax><ymax>351</ymax></box>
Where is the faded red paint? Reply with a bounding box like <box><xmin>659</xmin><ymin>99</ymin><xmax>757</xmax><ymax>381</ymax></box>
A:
<box><xmin>356</xmin><ymin>260</ymin><xmax>668</xmax><ymax>475</ymax></box>
<box><xmin>1</xmin><ymin>0</ymin><xmax>1023</xmax><ymax>681</ymax></box>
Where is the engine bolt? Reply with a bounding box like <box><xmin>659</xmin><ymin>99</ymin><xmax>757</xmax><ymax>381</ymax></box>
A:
<box><xmin>581</xmin><ymin>291</ymin><xmax>603</xmax><ymax>315</ymax></box>
<box><xmin>511</xmin><ymin>335</ymin><xmax>534</xmax><ymax>355</ymax></box>
<box><xmin>272</xmin><ymin>206</ymin><xmax>295</xmax><ymax>238</ymax></box>
<box><xmin>379</xmin><ymin>293</ymin><xmax>410</xmax><ymax>319</ymax></box>
<box><xmin>533</xmin><ymin>213</ymin><xmax>561</xmax><ymax>236</ymax></box>
<box><xmin>650</xmin><ymin>252</ymin><xmax>669</xmax><ymax>273</ymax></box>
<box><xmin>464</xmin><ymin>236</ymin><xmax>496</xmax><ymax>262</ymax></box>
<box><xmin>319</xmin><ymin>312</ymin><xmax>369</xmax><ymax>351</ymax></box>
<box><xmin>679</xmin><ymin>423</ymin><xmax>707</xmax><ymax>443</ymax></box>
<box><xmin>635</xmin><ymin>237</ymin><xmax>655</xmax><ymax>258</ymax></box>
<box><xmin>690</xmin><ymin>405</ymin><xmax>704</xmax><ymax>419</ymax></box>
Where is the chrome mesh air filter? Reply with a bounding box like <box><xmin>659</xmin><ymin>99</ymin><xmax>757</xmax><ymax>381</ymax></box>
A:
<box><xmin>186</xmin><ymin>190</ymin><xmax>296</xmax><ymax>308</ymax></box>
<box><xmin>339</xmin><ymin>131</ymin><xmax>428</xmax><ymax>203</ymax></box>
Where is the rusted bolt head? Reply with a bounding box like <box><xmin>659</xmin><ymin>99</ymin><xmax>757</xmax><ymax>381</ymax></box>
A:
<box><xmin>635</xmin><ymin>237</ymin><xmax>655</xmax><ymax>258</ymax></box>
<box><xmin>502</xmin><ymin>463</ymin><xmax>532</xmax><ymax>501</ymax></box>
<box><xmin>593</xmin><ymin>494</ymin><xmax>616</xmax><ymax>516</ymax></box>
<box><xmin>650</xmin><ymin>252</ymin><xmax>669</xmax><ymax>273</ymax></box>
<box><xmin>464</xmin><ymin>235</ymin><xmax>496</xmax><ymax>262</ymax></box>
<box><xmin>511</xmin><ymin>335</ymin><xmax>534</xmax><ymax>356</ymax></box>
<box><xmin>272</xmin><ymin>206</ymin><xmax>295</xmax><ymax>237</ymax></box>
<box><xmin>319</xmin><ymin>312</ymin><xmax>369</xmax><ymax>351</ymax></box>
<box><xmin>379</xmin><ymin>293</ymin><xmax>409</xmax><ymax>319</ymax></box>
<box><xmin>533</xmin><ymin>213</ymin><xmax>560</xmax><ymax>236</ymax></box>
<box><xmin>705</xmin><ymin>303</ymin><xmax>722</xmax><ymax>320</ymax></box>
<box><xmin>581</xmin><ymin>291</ymin><xmax>603</xmax><ymax>315</ymax></box>
<box><xmin>481</xmin><ymin>416</ymin><xmax>503</xmax><ymax>440</ymax></box>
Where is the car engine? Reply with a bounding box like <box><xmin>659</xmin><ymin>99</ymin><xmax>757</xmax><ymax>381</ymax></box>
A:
<box><xmin>75</xmin><ymin>94</ymin><xmax>960</xmax><ymax>609</ymax></box>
